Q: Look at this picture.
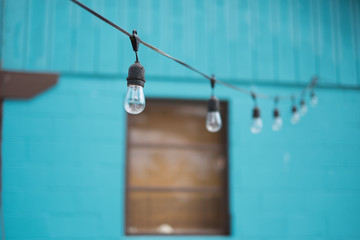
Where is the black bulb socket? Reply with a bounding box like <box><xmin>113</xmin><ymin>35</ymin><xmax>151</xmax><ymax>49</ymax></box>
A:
<box><xmin>292</xmin><ymin>105</ymin><xmax>297</xmax><ymax>113</ymax></box>
<box><xmin>127</xmin><ymin>61</ymin><xmax>145</xmax><ymax>88</ymax></box>
<box><xmin>208</xmin><ymin>96</ymin><xmax>220</xmax><ymax>112</ymax></box>
<box><xmin>273</xmin><ymin>108</ymin><xmax>280</xmax><ymax>118</ymax></box>
<box><xmin>300</xmin><ymin>99</ymin><xmax>305</xmax><ymax>106</ymax></box>
<box><xmin>252</xmin><ymin>106</ymin><xmax>260</xmax><ymax>119</ymax></box>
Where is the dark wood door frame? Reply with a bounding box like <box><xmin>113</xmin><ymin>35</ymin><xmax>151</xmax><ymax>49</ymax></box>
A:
<box><xmin>0</xmin><ymin>70</ymin><xmax>58</xmax><ymax>207</ymax></box>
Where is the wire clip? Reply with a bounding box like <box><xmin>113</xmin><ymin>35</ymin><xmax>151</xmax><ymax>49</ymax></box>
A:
<box><xmin>130</xmin><ymin>30</ymin><xmax>140</xmax><ymax>53</ymax></box>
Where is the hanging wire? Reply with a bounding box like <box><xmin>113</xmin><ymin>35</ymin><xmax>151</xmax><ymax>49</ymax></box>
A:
<box><xmin>70</xmin><ymin>0</ymin><xmax>317</xmax><ymax>101</ymax></box>
<box><xmin>251</xmin><ymin>92</ymin><xmax>258</xmax><ymax>106</ymax></box>
<box><xmin>210</xmin><ymin>74</ymin><xmax>216</xmax><ymax>95</ymax></box>
<box><xmin>274</xmin><ymin>96</ymin><xmax>279</xmax><ymax>106</ymax></box>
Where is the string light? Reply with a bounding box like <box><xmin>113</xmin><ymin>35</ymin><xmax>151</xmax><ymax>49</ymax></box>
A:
<box><xmin>206</xmin><ymin>75</ymin><xmax>222</xmax><ymax>132</ymax></box>
<box><xmin>250</xmin><ymin>93</ymin><xmax>263</xmax><ymax>134</ymax></box>
<box><xmin>71</xmin><ymin>0</ymin><xmax>319</xmax><ymax>131</ymax></box>
<box><xmin>299</xmin><ymin>99</ymin><xmax>308</xmax><ymax>116</ymax></box>
<box><xmin>124</xmin><ymin>31</ymin><xmax>146</xmax><ymax>114</ymax></box>
<box><xmin>290</xmin><ymin>97</ymin><xmax>300</xmax><ymax>125</ymax></box>
<box><xmin>272</xmin><ymin>97</ymin><xmax>283</xmax><ymax>131</ymax></box>
<box><xmin>310</xmin><ymin>91</ymin><xmax>318</xmax><ymax>107</ymax></box>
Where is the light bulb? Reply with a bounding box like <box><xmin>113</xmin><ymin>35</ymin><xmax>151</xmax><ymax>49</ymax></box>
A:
<box><xmin>206</xmin><ymin>111</ymin><xmax>222</xmax><ymax>132</ymax></box>
<box><xmin>310</xmin><ymin>92</ymin><xmax>318</xmax><ymax>107</ymax></box>
<box><xmin>124</xmin><ymin>84</ymin><xmax>145</xmax><ymax>114</ymax></box>
<box><xmin>206</xmin><ymin>96</ymin><xmax>222</xmax><ymax>132</ymax></box>
<box><xmin>291</xmin><ymin>106</ymin><xmax>300</xmax><ymax>125</ymax></box>
<box><xmin>272</xmin><ymin>117</ymin><xmax>283</xmax><ymax>131</ymax></box>
<box><xmin>251</xmin><ymin>107</ymin><xmax>263</xmax><ymax>134</ymax></box>
<box><xmin>124</xmin><ymin>61</ymin><xmax>146</xmax><ymax>114</ymax></box>
<box><xmin>300</xmin><ymin>100</ymin><xmax>308</xmax><ymax>116</ymax></box>
<box><xmin>251</xmin><ymin>117</ymin><xmax>263</xmax><ymax>134</ymax></box>
<box><xmin>272</xmin><ymin>109</ymin><xmax>282</xmax><ymax>131</ymax></box>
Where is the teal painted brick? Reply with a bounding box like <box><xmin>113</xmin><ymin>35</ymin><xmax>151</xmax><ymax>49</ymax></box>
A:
<box><xmin>47</xmin><ymin>214</ymin><xmax>100</xmax><ymax>238</ymax></box>
<box><xmin>100</xmin><ymin>212</ymin><xmax>122</xmax><ymax>237</ymax></box>
<box><xmin>325</xmin><ymin>166</ymin><xmax>360</xmax><ymax>190</ymax></box>
<box><xmin>261</xmin><ymin>193</ymin><xmax>306</xmax><ymax>214</ymax></box>
<box><xmin>233</xmin><ymin>192</ymin><xmax>261</xmax><ymax>215</ymax></box>
<box><xmin>2</xmin><ymin>140</ymin><xmax>26</xmax><ymax>165</ymax></box>
<box><xmin>27</xmin><ymin>141</ymin><xmax>124</xmax><ymax>165</ymax></box>
<box><xmin>5</xmin><ymin>214</ymin><xmax>49</xmax><ymax>238</ymax></box>
<box><xmin>287</xmin><ymin>214</ymin><xmax>326</xmax><ymax>236</ymax></box>
<box><xmin>12</xmin><ymin>166</ymin><xmax>121</xmax><ymax>188</ymax></box>
<box><xmin>239</xmin><ymin>166</ymin><xmax>325</xmax><ymax>190</ymax></box>
<box><xmin>328</xmin><ymin>213</ymin><xmax>360</xmax><ymax>237</ymax></box>
<box><xmin>237</xmin><ymin>213</ymin><xmax>285</xmax><ymax>237</ymax></box>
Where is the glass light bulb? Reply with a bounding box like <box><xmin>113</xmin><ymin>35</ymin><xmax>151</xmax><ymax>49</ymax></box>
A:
<box><xmin>251</xmin><ymin>117</ymin><xmax>263</xmax><ymax>134</ymax></box>
<box><xmin>272</xmin><ymin>116</ymin><xmax>283</xmax><ymax>131</ymax></box>
<box><xmin>124</xmin><ymin>84</ymin><xmax>145</xmax><ymax>114</ymax></box>
<box><xmin>206</xmin><ymin>111</ymin><xmax>222</xmax><ymax>132</ymax></box>
<box><xmin>291</xmin><ymin>112</ymin><xmax>300</xmax><ymax>125</ymax></box>
<box><xmin>300</xmin><ymin>104</ymin><xmax>308</xmax><ymax>116</ymax></box>
<box><xmin>310</xmin><ymin>95</ymin><xmax>318</xmax><ymax>107</ymax></box>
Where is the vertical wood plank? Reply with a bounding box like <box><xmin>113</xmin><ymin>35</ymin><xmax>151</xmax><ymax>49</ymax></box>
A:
<box><xmin>69</xmin><ymin>0</ymin><xmax>79</xmax><ymax>72</ymax></box>
<box><xmin>2</xmin><ymin>0</ymin><xmax>28</xmax><ymax>69</ymax></box>
<box><xmin>26</xmin><ymin>0</ymin><xmax>48</xmax><ymax>70</ymax></box>
<box><xmin>310</xmin><ymin>0</ymin><xmax>321</xmax><ymax>77</ymax></box>
<box><xmin>317</xmin><ymin>0</ymin><xmax>337</xmax><ymax>84</ymax></box>
<box><xmin>98</xmin><ymin>0</ymin><xmax>118</xmax><ymax>74</ymax></box>
<box><xmin>336</xmin><ymin>0</ymin><xmax>357</xmax><ymax>85</ymax></box>
<box><xmin>291</xmin><ymin>0</ymin><xmax>300</xmax><ymax>82</ymax></box>
<box><xmin>331</xmin><ymin>0</ymin><xmax>342</xmax><ymax>84</ymax></box>
<box><xmin>215</xmin><ymin>0</ymin><xmax>230</xmax><ymax>78</ymax></box>
<box><xmin>205</xmin><ymin>1</ymin><xmax>217</xmax><ymax>76</ymax></box>
<box><xmin>278</xmin><ymin>0</ymin><xmax>296</xmax><ymax>82</ymax></box>
<box><xmin>51</xmin><ymin>0</ymin><xmax>72</xmax><ymax>71</ymax></box>
<box><xmin>182</xmin><ymin>0</ymin><xmax>196</xmax><ymax>77</ymax></box>
<box><xmin>0</xmin><ymin>0</ymin><xmax>3</xmax><ymax>66</ymax></box>
<box><xmin>249</xmin><ymin>0</ymin><xmax>258</xmax><ymax>80</ymax></box>
<box><xmin>137</xmin><ymin>0</ymin><xmax>152</xmax><ymax>76</ymax></box>
<box><xmin>297</xmin><ymin>0</ymin><xmax>317</xmax><ymax>83</ymax></box>
<box><xmin>45</xmin><ymin>0</ymin><xmax>54</xmax><ymax>70</ymax></box>
<box><xmin>117</xmin><ymin>0</ymin><xmax>129</xmax><ymax>76</ymax></box>
<box><xmin>227</xmin><ymin>0</ymin><xmax>239</xmax><ymax>80</ymax></box>
<box><xmin>236</xmin><ymin>0</ymin><xmax>252</xmax><ymax>80</ymax></box>
<box><xmin>256</xmin><ymin>0</ymin><xmax>274</xmax><ymax>80</ymax></box>
<box><xmin>271</xmin><ymin>0</ymin><xmax>280</xmax><ymax>81</ymax></box>
<box><xmin>74</xmin><ymin>0</ymin><xmax>96</xmax><ymax>72</ymax></box>
<box><xmin>353</xmin><ymin>0</ymin><xmax>360</xmax><ymax>85</ymax></box>
<box><xmin>165</xmin><ymin>0</ymin><xmax>176</xmax><ymax>78</ymax></box>
<box><xmin>145</xmin><ymin>0</ymin><xmax>161</xmax><ymax>76</ymax></box>
<box><xmin>194</xmin><ymin>0</ymin><xmax>207</xmax><ymax>78</ymax></box>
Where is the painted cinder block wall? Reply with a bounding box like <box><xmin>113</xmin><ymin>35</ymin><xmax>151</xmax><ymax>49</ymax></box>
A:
<box><xmin>1</xmin><ymin>0</ymin><xmax>360</xmax><ymax>239</ymax></box>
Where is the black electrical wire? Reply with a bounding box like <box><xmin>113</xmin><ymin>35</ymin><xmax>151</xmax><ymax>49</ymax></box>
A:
<box><xmin>70</xmin><ymin>0</ymin><xmax>317</xmax><ymax>101</ymax></box>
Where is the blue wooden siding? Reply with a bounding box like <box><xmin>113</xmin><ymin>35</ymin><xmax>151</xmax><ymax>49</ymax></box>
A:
<box><xmin>2</xmin><ymin>0</ymin><xmax>360</xmax><ymax>85</ymax></box>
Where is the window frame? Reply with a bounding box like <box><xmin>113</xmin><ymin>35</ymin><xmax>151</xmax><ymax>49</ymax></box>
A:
<box><xmin>124</xmin><ymin>98</ymin><xmax>230</xmax><ymax>236</ymax></box>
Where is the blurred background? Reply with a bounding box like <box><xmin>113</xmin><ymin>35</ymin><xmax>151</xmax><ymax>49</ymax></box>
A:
<box><xmin>1</xmin><ymin>0</ymin><xmax>360</xmax><ymax>239</ymax></box>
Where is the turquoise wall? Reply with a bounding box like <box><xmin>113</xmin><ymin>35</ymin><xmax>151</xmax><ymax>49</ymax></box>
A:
<box><xmin>1</xmin><ymin>0</ymin><xmax>360</xmax><ymax>239</ymax></box>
